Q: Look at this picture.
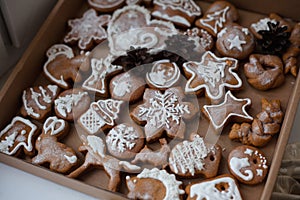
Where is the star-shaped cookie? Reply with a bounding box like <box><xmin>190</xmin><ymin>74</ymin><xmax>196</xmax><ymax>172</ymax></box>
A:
<box><xmin>202</xmin><ymin>91</ymin><xmax>253</xmax><ymax>130</ymax></box>
<box><xmin>183</xmin><ymin>51</ymin><xmax>242</xmax><ymax>101</ymax></box>
<box><xmin>130</xmin><ymin>87</ymin><xmax>198</xmax><ymax>142</ymax></box>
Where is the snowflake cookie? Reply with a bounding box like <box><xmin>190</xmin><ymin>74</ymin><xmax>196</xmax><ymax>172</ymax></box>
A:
<box><xmin>106</xmin><ymin>123</ymin><xmax>145</xmax><ymax>159</ymax></box>
<box><xmin>130</xmin><ymin>87</ymin><xmax>198</xmax><ymax>142</ymax></box>
<box><xmin>183</xmin><ymin>51</ymin><xmax>242</xmax><ymax>102</ymax></box>
<box><xmin>64</xmin><ymin>9</ymin><xmax>111</xmax><ymax>50</ymax></box>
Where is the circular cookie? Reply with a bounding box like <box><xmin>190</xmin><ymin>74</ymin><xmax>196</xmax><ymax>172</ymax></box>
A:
<box><xmin>184</xmin><ymin>27</ymin><xmax>214</xmax><ymax>51</ymax></box>
<box><xmin>54</xmin><ymin>88</ymin><xmax>90</xmax><ymax>121</ymax></box>
<box><xmin>216</xmin><ymin>24</ymin><xmax>255</xmax><ymax>59</ymax></box>
<box><xmin>106</xmin><ymin>123</ymin><xmax>145</xmax><ymax>159</ymax></box>
<box><xmin>228</xmin><ymin>145</ymin><xmax>268</xmax><ymax>185</ymax></box>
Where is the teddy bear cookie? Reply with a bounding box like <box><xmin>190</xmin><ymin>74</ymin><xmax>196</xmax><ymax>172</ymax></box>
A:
<box><xmin>185</xmin><ymin>174</ymin><xmax>243</xmax><ymax>200</ymax></box>
<box><xmin>43</xmin><ymin>44</ymin><xmax>90</xmax><ymax>89</ymax></box>
<box><xmin>20</xmin><ymin>85</ymin><xmax>60</xmax><ymax>121</ymax></box>
<box><xmin>87</xmin><ymin>0</ymin><xmax>125</xmax><ymax>12</ymax></box>
<box><xmin>126</xmin><ymin>168</ymin><xmax>185</xmax><ymax>200</ymax></box>
<box><xmin>228</xmin><ymin>145</ymin><xmax>268</xmax><ymax>185</ymax></box>
<box><xmin>54</xmin><ymin>88</ymin><xmax>90</xmax><ymax>121</ymax></box>
<box><xmin>105</xmin><ymin>123</ymin><xmax>145</xmax><ymax>159</ymax></box>
<box><xmin>64</xmin><ymin>9</ymin><xmax>111</xmax><ymax>50</ymax></box>
<box><xmin>32</xmin><ymin>116</ymin><xmax>78</xmax><ymax>173</ymax></box>
<box><xmin>216</xmin><ymin>24</ymin><xmax>255</xmax><ymax>59</ymax></box>
<box><xmin>152</xmin><ymin>0</ymin><xmax>201</xmax><ymax>28</ymax></box>
<box><xmin>195</xmin><ymin>1</ymin><xmax>239</xmax><ymax>37</ymax></box>
<box><xmin>0</xmin><ymin>116</ymin><xmax>38</xmax><ymax>157</ymax></box>
<box><xmin>130</xmin><ymin>87</ymin><xmax>198</xmax><ymax>142</ymax></box>
<box><xmin>169</xmin><ymin>134</ymin><xmax>222</xmax><ymax>178</ymax></box>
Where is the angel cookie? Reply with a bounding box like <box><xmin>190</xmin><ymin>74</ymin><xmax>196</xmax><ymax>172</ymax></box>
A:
<box><xmin>152</xmin><ymin>0</ymin><xmax>201</xmax><ymax>28</ymax></box>
<box><xmin>20</xmin><ymin>85</ymin><xmax>60</xmax><ymax>121</ymax></box>
<box><xmin>183</xmin><ymin>51</ymin><xmax>242</xmax><ymax>102</ymax></box>
<box><xmin>202</xmin><ymin>91</ymin><xmax>253</xmax><ymax>130</ymax></box>
<box><xmin>43</xmin><ymin>44</ymin><xmax>90</xmax><ymax>89</ymax></box>
<box><xmin>64</xmin><ymin>9</ymin><xmax>111</xmax><ymax>50</ymax></box>
<box><xmin>0</xmin><ymin>116</ymin><xmax>38</xmax><ymax>157</ymax></box>
<box><xmin>82</xmin><ymin>55</ymin><xmax>123</xmax><ymax>97</ymax></box>
<box><xmin>130</xmin><ymin>87</ymin><xmax>198</xmax><ymax>142</ymax></box>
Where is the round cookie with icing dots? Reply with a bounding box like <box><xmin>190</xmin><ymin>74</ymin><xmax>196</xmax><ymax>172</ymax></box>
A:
<box><xmin>87</xmin><ymin>0</ymin><xmax>125</xmax><ymax>12</ymax></box>
<box><xmin>184</xmin><ymin>27</ymin><xmax>214</xmax><ymax>51</ymax></box>
<box><xmin>216</xmin><ymin>24</ymin><xmax>255</xmax><ymax>60</ymax></box>
<box><xmin>228</xmin><ymin>145</ymin><xmax>269</xmax><ymax>185</ymax></box>
<box><xmin>106</xmin><ymin>123</ymin><xmax>145</xmax><ymax>159</ymax></box>
<box><xmin>126</xmin><ymin>168</ymin><xmax>185</xmax><ymax>200</ymax></box>
<box><xmin>54</xmin><ymin>88</ymin><xmax>90</xmax><ymax>121</ymax></box>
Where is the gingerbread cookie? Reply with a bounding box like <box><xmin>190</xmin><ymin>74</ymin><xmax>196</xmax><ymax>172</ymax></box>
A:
<box><xmin>169</xmin><ymin>134</ymin><xmax>222</xmax><ymax>178</ymax></box>
<box><xmin>78</xmin><ymin>99</ymin><xmax>123</xmax><ymax>134</ymax></box>
<box><xmin>20</xmin><ymin>85</ymin><xmax>60</xmax><ymax>121</ymax></box>
<box><xmin>106</xmin><ymin>123</ymin><xmax>144</xmax><ymax>159</ymax></box>
<box><xmin>109</xmin><ymin>71</ymin><xmax>146</xmax><ymax>102</ymax></box>
<box><xmin>68</xmin><ymin>135</ymin><xmax>141</xmax><ymax>192</ymax></box>
<box><xmin>126</xmin><ymin>168</ymin><xmax>185</xmax><ymax>200</ymax></box>
<box><xmin>146</xmin><ymin>59</ymin><xmax>181</xmax><ymax>89</ymax></box>
<box><xmin>0</xmin><ymin>116</ymin><xmax>38</xmax><ymax>157</ymax></box>
<box><xmin>202</xmin><ymin>91</ymin><xmax>253</xmax><ymax>130</ymax></box>
<box><xmin>43</xmin><ymin>44</ymin><xmax>90</xmax><ymax>89</ymax></box>
<box><xmin>32</xmin><ymin>116</ymin><xmax>78</xmax><ymax>173</ymax></box>
<box><xmin>183</xmin><ymin>51</ymin><xmax>242</xmax><ymax>102</ymax></box>
<box><xmin>228</xmin><ymin>145</ymin><xmax>268</xmax><ymax>185</ymax></box>
<box><xmin>54</xmin><ymin>88</ymin><xmax>90</xmax><ymax>121</ymax></box>
<box><xmin>64</xmin><ymin>9</ymin><xmax>111</xmax><ymax>50</ymax></box>
<box><xmin>195</xmin><ymin>1</ymin><xmax>239</xmax><ymax>37</ymax></box>
<box><xmin>82</xmin><ymin>55</ymin><xmax>123</xmax><ymax>97</ymax></box>
<box><xmin>152</xmin><ymin>0</ymin><xmax>201</xmax><ymax>28</ymax></box>
<box><xmin>87</xmin><ymin>0</ymin><xmax>125</xmax><ymax>12</ymax></box>
<box><xmin>184</xmin><ymin>27</ymin><xmax>214</xmax><ymax>51</ymax></box>
<box><xmin>185</xmin><ymin>174</ymin><xmax>243</xmax><ymax>200</ymax></box>
<box><xmin>107</xmin><ymin>5</ymin><xmax>177</xmax><ymax>56</ymax></box>
<box><xmin>216</xmin><ymin>24</ymin><xmax>255</xmax><ymax>59</ymax></box>
<box><xmin>130</xmin><ymin>87</ymin><xmax>198</xmax><ymax>142</ymax></box>
<box><xmin>244</xmin><ymin>54</ymin><xmax>285</xmax><ymax>91</ymax></box>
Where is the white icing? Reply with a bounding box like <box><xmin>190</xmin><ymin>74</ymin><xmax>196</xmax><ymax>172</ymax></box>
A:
<box><xmin>153</xmin><ymin>0</ymin><xmax>201</xmax><ymax>17</ymax></box>
<box><xmin>251</xmin><ymin>18</ymin><xmax>277</xmax><ymax>32</ymax></box>
<box><xmin>47</xmin><ymin>85</ymin><xmax>59</xmax><ymax>96</ymax></box>
<box><xmin>152</xmin><ymin>10</ymin><xmax>191</xmax><ymax>27</ymax></box>
<box><xmin>43</xmin><ymin>116</ymin><xmax>66</xmax><ymax>136</ymax></box>
<box><xmin>257</xmin><ymin>169</ymin><xmax>263</xmax><ymax>176</ymax></box>
<box><xmin>112</xmin><ymin>73</ymin><xmax>132</xmax><ymax>97</ymax></box>
<box><xmin>217</xmin><ymin>27</ymin><xmax>228</xmax><ymax>38</ymax></box>
<box><xmin>87</xmin><ymin>135</ymin><xmax>105</xmax><ymax>157</ymax></box>
<box><xmin>0</xmin><ymin>116</ymin><xmax>37</xmax><ymax>155</ymax></box>
<box><xmin>30</xmin><ymin>88</ymin><xmax>46</xmax><ymax>109</ymax></box>
<box><xmin>64</xmin><ymin>155</ymin><xmax>77</xmax><ymax>164</ymax></box>
<box><xmin>227</xmin><ymin>35</ymin><xmax>246</xmax><ymax>52</ymax></box>
<box><xmin>230</xmin><ymin>157</ymin><xmax>253</xmax><ymax>181</ymax></box>
<box><xmin>106</xmin><ymin>124</ymin><xmax>139</xmax><ymax>153</ymax></box>
<box><xmin>190</xmin><ymin>176</ymin><xmax>242</xmax><ymax>200</ymax></box>
<box><xmin>242</xmin><ymin>27</ymin><xmax>250</xmax><ymax>35</ymax></box>
<box><xmin>200</xmin><ymin>6</ymin><xmax>230</xmax><ymax>34</ymax></box>
<box><xmin>119</xmin><ymin>161</ymin><xmax>141</xmax><ymax>171</ymax></box>
<box><xmin>88</xmin><ymin>0</ymin><xmax>124</xmax><ymax>9</ymax></box>
<box><xmin>244</xmin><ymin>148</ymin><xmax>253</xmax><ymax>156</ymax></box>
<box><xmin>169</xmin><ymin>135</ymin><xmax>209</xmax><ymax>176</ymax></box>
<box><xmin>136</xmin><ymin>168</ymin><xmax>185</xmax><ymax>200</ymax></box>
<box><xmin>22</xmin><ymin>91</ymin><xmax>40</xmax><ymax>118</ymax></box>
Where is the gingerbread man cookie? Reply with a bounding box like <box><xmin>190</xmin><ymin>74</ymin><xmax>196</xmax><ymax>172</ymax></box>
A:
<box><xmin>130</xmin><ymin>87</ymin><xmax>198</xmax><ymax>142</ymax></box>
<box><xmin>0</xmin><ymin>116</ymin><xmax>38</xmax><ymax>157</ymax></box>
<box><xmin>20</xmin><ymin>85</ymin><xmax>60</xmax><ymax>121</ymax></box>
<box><xmin>43</xmin><ymin>44</ymin><xmax>90</xmax><ymax>89</ymax></box>
<box><xmin>87</xmin><ymin>0</ymin><xmax>125</xmax><ymax>12</ymax></box>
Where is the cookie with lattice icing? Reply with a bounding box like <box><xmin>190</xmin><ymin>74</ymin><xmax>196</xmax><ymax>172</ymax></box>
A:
<box><xmin>169</xmin><ymin>134</ymin><xmax>222</xmax><ymax>178</ymax></box>
<box><xmin>20</xmin><ymin>85</ymin><xmax>60</xmax><ymax>121</ymax></box>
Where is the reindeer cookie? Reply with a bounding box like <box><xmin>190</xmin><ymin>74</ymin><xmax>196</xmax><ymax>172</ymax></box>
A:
<box><xmin>32</xmin><ymin>116</ymin><xmax>78</xmax><ymax>174</ymax></box>
<box><xmin>43</xmin><ymin>44</ymin><xmax>90</xmax><ymax>89</ymax></box>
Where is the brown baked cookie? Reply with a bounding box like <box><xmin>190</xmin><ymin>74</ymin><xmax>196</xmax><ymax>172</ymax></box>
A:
<box><xmin>130</xmin><ymin>87</ymin><xmax>198</xmax><ymax>142</ymax></box>
<box><xmin>64</xmin><ymin>9</ymin><xmax>111</xmax><ymax>50</ymax></box>
<box><xmin>0</xmin><ymin>116</ymin><xmax>38</xmax><ymax>157</ymax></box>
<box><xmin>185</xmin><ymin>174</ymin><xmax>243</xmax><ymax>200</ymax></box>
<box><xmin>169</xmin><ymin>134</ymin><xmax>222</xmax><ymax>178</ymax></box>
<box><xmin>82</xmin><ymin>55</ymin><xmax>123</xmax><ymax>97</ymax></box>
<box><xmin>43</xmin><ymin>44</ymin><xmax>90</xmax><ymax>89</ymax></box>
<box><xmin>87</xmin><ymin>0</ymin><xmax>125</xmax><ymax>12</ymax></box>
<box><xmin>216</xmin><ymin>24</ymin><xmax>255</xmax><ymax>59</ymax></box>
<box><xmin>126</xmin><ymin>168</ymin><xmax>185</xmax><ymax>200</ymax></box>
<box><xmin>78</xmin><ymin>99</ymin><xmax>123</xmax><ymax>134</ymax></box>
<box><xmin>54</xmin><ymin>88</ymin><xmax>90</xmax><ymax>121</ymax></box>
<box><xmin>20</xmin><ymin>85</ymin><xmax>60</xmax><ymax>121</ymax></box>
<box><xmin>184</xmin><ymin>27</ymin><xmax>214</xmax><ymax>51</ymax></box>
<box><xmin>152</xmin><ymin>0</ymin><xmax>201</xmax><ymax>28</ymax></box>
<box><xmin>244</xmin><ymin>54</ymin><xmax>285</xmax><ymax>90</ymax></box>
<box><xmin>195</xmin><ymin>1</ymin><xmax>239</xmax><ymax>37</ymax></box>
<box><xmin>228</xmin><ymin>145</ymin><xmax>268</xmax><ymax>185</ymax></box>
<box><xmin>106</xmin><ymin>123</ymin><xmax>144</xmax><ymax>159</ymax></box>
<box><xmin>32</xmin><ymin>116</ymin><xmax>78</xmax><ymax>174</ymax></box>
<box><xmin>68</xmin><ymin>135</ymin><xmax>141</xmax><ymax>192</ymax></box>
